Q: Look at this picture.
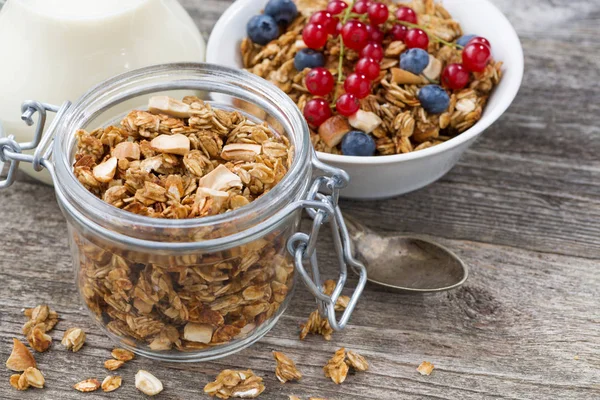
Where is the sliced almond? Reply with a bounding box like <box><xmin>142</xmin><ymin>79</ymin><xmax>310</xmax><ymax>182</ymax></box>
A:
<box><xmin>92</xmin><ymin>157</ymin><xmax>118</xmax><ymax>183</ymax></box>
<box><xmin>220</xmin><ymin>143</ymin><xmax>262</xmax><ymax>162</ymax></box>
<box><xmin>148</xmin><ymin>96</ymin><xmax>192</xmax><ymax>118</ymax></box>
<box><xmin>101</xmin><ymin>375</ymin><xmax>122</xmax><ymax>392</ymax></box>
<box><xmin>140</xmin><ymin>155</ymin><xmax>164</xmax><ymax>173</ymax></box>
<box><xmin>391</xmin><ymin>68</ymin><xmax>428</xmax><ymax>85</ymax></box>
<box><xmin>348</xmin><ymin>110</ymin><xmax>382</xmax><ymax>134</ymax></box>
<box><xmin>112</xmin><ymin>348</ymin><xmax>135</xmax><ymax>362</ymax></box>
<box><xmin>135</xmin><ymin>370</ymin><xmax>163</xmax><ymax>396</ymax></box>
<box><xmin>422</xmin><ymin>55</ymin><xmax>443</xmax><ymax>81</ymax></box>
<box><xmin>183</xmin><ymin>323</ymin><xmax>214</xmax><ymax>344</ymax></box>
<box><xmin>24</xmin><ymin>367</ymin><xmax>44</xmax><ymax>388</ymax></box>
<box><xmin>150</xmin><ymin>134</ymin><xmax>190</xmax><ymax>156</ymax></box>
<box><xmin>112</xmin><ymin>141</ymin><xmax>141</xmax><ymax>160</ymax></box>
<box><xmin>74</xmin><ymin>378</ymin><xmax>101</xmax><ymax>392</ymax></box>
<box><xmin>104</xmin><ymin>359</ymin><xmax>125</xmax><ymax>371</ymax></box>
<box><xmin>199</xmin><ymin>164</ymin><xmax>243</xmax><ymax>191</ymax></box>
<box><xmin>6</xmin><ymin>338</ymin><xmax>36</xmax><ymax>371</ymax></box>
<box><xmin>194</xmin><ymin>187</ymin><xmax>230</xmax><ymax>215</ymax></box>
<box><xmin>318</xmin><ymin>115</ymin><xmax>352</xmax><ymax>148</ymax></box>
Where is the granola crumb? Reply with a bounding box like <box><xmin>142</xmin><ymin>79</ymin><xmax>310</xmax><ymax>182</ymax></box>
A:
<box><xmin>101</xmin><ymin>375</ymin><xmax>123</xmax><ymax>392</ymax></box>
<box><xmin>9</xmin><ymin>374</ymin><xmax>24</xmax><ymax>391</ymax></box>
<box><xmin>204</xmin><ymin>369</ymin><xmax>265</xmax><ymax>399</ymax></box>
<box><xmin>417</xmin><ymin>361</ymin><xmax>435</xmax><ymax>376</ymax></box>
<box><xmin>6</xmin><ymin>338</ymin><xmax>37</xmax><ymax>371</ymax></box>
<box><xmin>346</xmin><ymin>350</ymin><xmax>369</xmax><ymax>372</ymax></box>
<box><xmin>61</xmin><ymin>327</ymin><xmax>86</xmax><ymax>352</ymax></box>
<box><xmin>111</xmin><ymin>348</ymin><xmax>135</xmax><ymax>361</ymax></box>
<box><xmin>23</xmin><ymin>367</ymin><xmax>45</xmax><ymax>388</ymax></box>
<box><xmin>300</xmin><ymin>310</ymin><xmax>333</xmax><ymax>341</ymax></box>
<box><xmin>273</xmin><ymin>351</ymin><xmax>302</xmax><ymax>383</ymax></box>
<box><xmin>73</xmin><ymin>378</ymin><xmax>101</xmax><ymax>392</ymax></box>
<box><xmin>104</xmin><ymin>359</ymin><xmax>125</xmax><ymax>371</ymax></box>
<box><xmin>323</xmin><ymin>348</ymin><xmax>349</xmax><ymax>384</ymax></box>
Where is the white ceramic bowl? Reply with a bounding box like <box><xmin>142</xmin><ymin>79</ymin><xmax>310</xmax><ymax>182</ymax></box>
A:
<box><xmin>207</xmin><ymin>0</ymin><xmax>524</xmax><ymax>199</ymax></box>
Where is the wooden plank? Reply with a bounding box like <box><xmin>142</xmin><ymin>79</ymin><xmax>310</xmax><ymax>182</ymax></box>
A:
<box><xmin>1</xmin><ymin>0</ymin><xmax>599</xmax><ymax>399</ymax></box>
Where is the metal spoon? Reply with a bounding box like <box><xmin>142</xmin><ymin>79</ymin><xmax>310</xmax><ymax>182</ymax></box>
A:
<box><xmin>343</xmin><ymin>214</ymin><xmax>468</xmax><ymax>292</ymax></box>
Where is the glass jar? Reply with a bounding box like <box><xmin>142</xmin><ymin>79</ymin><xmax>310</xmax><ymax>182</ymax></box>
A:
<box><xmin>0</xmin><ymin>63</ymin><xmax>367</xmax><ymax>362</ymax></box>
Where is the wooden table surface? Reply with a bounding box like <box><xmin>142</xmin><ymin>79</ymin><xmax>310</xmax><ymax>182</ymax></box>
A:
<box><xmin>1</xmin><ymin>0</ymin><xmax>599</xmax><ymax>399</ymax></box>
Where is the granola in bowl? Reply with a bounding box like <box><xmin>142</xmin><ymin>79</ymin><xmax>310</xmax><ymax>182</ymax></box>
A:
<box><xmin>71</xmin><ymin>95</ymin><xmax>297</xmax><ymax>355</ymax></box>
<box><xmin>241</xmin><ymin>0</ymin><xmax>502</xmax><ymax>157</ymax></box>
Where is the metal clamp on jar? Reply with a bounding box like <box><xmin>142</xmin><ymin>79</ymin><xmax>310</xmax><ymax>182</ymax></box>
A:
<box><xmin>0</xmin><ymin>63</ymin><xmax>367</xmax><ymax>362</ymax></box>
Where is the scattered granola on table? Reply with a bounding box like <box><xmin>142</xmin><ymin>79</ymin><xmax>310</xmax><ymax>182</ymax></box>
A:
<box><xmin>242</xmin><ymin>0</ymin><xmax>502</xmax><ymax>156</ymax></box>
<box><xmin>22</xmin><ymin>304</ymin><xmax>58</xmax><ymax>353</ymax></box>
<box><xmin>72</xmin><ymin>95</ymin><xmax>295</xmax><ymax>352</ymax></box>
<box><xmin>112</xmin><ymin>347</ymin><xmax>135</xmax><ymax>361</ymax></box>
<box><xmin>101</xmin><ymin>375</ymin><xmax>123</xmax><ymax>392</ymax></box>
<box><xmin>323</xmin><ymin>347</ymin><xmax>369</xmax><ymax>384</ymax></box>
<box><xmin>61</xmin><ymin>327</ymin><xmax>86</xmax><ymax>352</ymax></box>
<box><xmin>299</xmin><ymin>279</ymin><xmax>349</xmax><ymax>340</ymax></box>
<box><xmin>204</xmin><ymin>369</ymin><xmax>265</xmax><ymax>399</ymax></box>
<box><xmin>6</xmin><ymin>338</ymin><xmax>36</xmax><ymax>371</ymax></box>
<box><xmin>274</xmin><ymin>351</ymin><xmax>303</xmax><ymax>383</ymax></box>
<box><xmin>417</xmin><ymin>360</ymin><xmax>435</xmax><ymax>375</ymax></box>
<box><xmin>346</xmin><ymin>350</ymin><xmax>369</xmax><ymax>372</ymax></box>
<box><xmin>135</xmin><ymin>370</ymin><xmax>163</xmax><ymax>396</ymax></box>
<box><xmin>73</xmin><ymin>378</ymin><xmax>101</xmax><ymax>392</ymax></box>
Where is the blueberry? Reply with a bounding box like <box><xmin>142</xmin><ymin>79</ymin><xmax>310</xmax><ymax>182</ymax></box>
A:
<box><xmin>341</xmin><ymin>130</ymin><xmax>376</xmax><ymax>157</ymax></box>
<box><xmin>400</xmin><ymin>48</ymin><xmax>430</xmax><ymax>75</ymax></box>
<box><xmin>294</xmin><ymin>48</ymin><xmax>325</xmax><ymax>71</ymax></box>
<box><xmin>418</xmin><ymin>85</ymin><xmax>450</xmax><ymax>114</ymax></box>
<box><xmin>247</xmin><ymin>14</ymin><xmax>279</xmax><ymax>45</ymax></box>
<box><xmin>265</xmin><ymin>0</ymin><xmax>298</xmax><ymax>26</ymax></box>
<box><xmin>457</xmin><ymin>34</ymin><xmax>476</xmax><ymax>47</ymax></box>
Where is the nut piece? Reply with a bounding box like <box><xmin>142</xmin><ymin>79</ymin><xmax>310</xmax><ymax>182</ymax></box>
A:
<box><xmin>101</xmin><ymin>375</ymin><xmax>122</xmax><ymax>392</ymax></box>
<box><xmin>417</xmin><ymin>361</ymin><xmax>435</xmax><ymax>376</ymax></box>
<box><xmin>273</xmin><ymin>351</ymin><xmax>302</xmax><ymax>383</ymax></box>
<box><xmin>422</xmin><ymin>56</ymin><xmax>442</xmax><ymax>81</ymax></box>
<box><xmin>6</xmin><ymin>338</ymin><xmax>36</xmax><ymax>371</ymax></box>
<box><xmin>323</xmin><ymin>348</ymin><xmax>349</xmax><ymax>385</ymax></box>
<box><xmin>318</xmin><ymin>115</ymin><xmax>352</xmax><ymax>148</ymax></box>
<box><xmin>391</xmin><ymin>68</ymin><xmax>427</xmax><ymax>85</ymax></box>
<box><xmin>24</xmin><ymin>367</ymin><xmax>45</xmax><ymax>388</ymax></box>
<box><xmin>111</xmin><ymin>348</ymin><xmax>135</xmax><ymax>362</ymax></box>
<box><xmin>92</xmin><ymin>157</ymin><xmax>118</xmax><ymax>183</ymax></box>
<box><xmin>150</xmin><ymin>133</ymin><xmax>191</xmax><ymax>156</ymax></box>
<box><xmin>199</xmin><ymin>164</ymin><xmax>243</xmax><ymax>191</ymax></box>
<box><xmin>73</xmin><ymin>378</ymin><xmax>101</xmax><ymax>392</ymax></box>
<box><xmin>112</xmin><ymin>141</ymin><xmax>141</xmax><ymax>160</ymax></box>
<box><xmin>61</xmin><ymin>327</ymin><xmax>86</xmax><ymax>352</ymax></box>
<box><xmin>104</xmin><ymin>359</ymin><xmax>125</xmax><ymax>371</ymax></box>
<box><xmin>148</xmin><ymin>96</ymin><xmax>192</xmax><ymax>118</ymax></box>
<box><xmin>346</xmin><ymin>351</ymin><xmax>369</xmax><ymax>372</ymax></box>
<box><xmin>348</xmin><ymin>110</ymin><xmax>382</xmax><ymax>134</ymax></box>
<box><xmin>27</xmin><ymin>326</ymin><xmax>52</xmax><ymax>353</ymax></box>
<box><xmin>204</xmin><ymin>369</ymin><xmax>265</xmax><ymax>399</ymax></box>
<box><xmin>183</xmin><ymin>323</ymin><xmax>214</xmax><ymax>344</ymax></box>
<box><xmin>221</xmin><ymin>143</ymin><xmax>262</xmax><ymax>162</ymax></box>
<box><xmin>135</xmin><ymin>370</ymin><xmax>163</xmax><ymax>396</ymax></box>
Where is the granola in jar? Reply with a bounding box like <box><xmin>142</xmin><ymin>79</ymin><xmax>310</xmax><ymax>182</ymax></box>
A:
<box><xmin>241</xmin><ymin>0</ymin><xmax>502</xmax><ymax>156</ymax></box>
<box><xmin>71</xmin><ymin>96</ymin><xmax>296</xmax><ymax>352</ymax></box>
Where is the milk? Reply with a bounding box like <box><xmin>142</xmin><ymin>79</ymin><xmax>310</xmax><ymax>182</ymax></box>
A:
<box><xmin>0</xmin><ymin>0</ymin><xmax>205</xmax><ymax>184</ymax></box>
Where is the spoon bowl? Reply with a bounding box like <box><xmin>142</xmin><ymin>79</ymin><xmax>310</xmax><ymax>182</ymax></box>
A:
<box><xmin>344</xmin><ymin>215</ymin><xmax>468</xmax><ymax>292</ymax></box>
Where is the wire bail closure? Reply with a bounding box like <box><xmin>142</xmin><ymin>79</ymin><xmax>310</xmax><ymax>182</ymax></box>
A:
<box><xmin>287</xmin><ymin>155</ymin><xmax>367</xmax><ymax>331</ymax></box>
<box><xmin>0</xmin><ymin>100</ymin><xmax>71</xmax><ymax>189</ymax></box>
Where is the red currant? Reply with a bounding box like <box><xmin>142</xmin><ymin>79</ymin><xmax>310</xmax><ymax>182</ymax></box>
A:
<box><xmin>441</xmin><ymin>63</ymin><xmax>470</xmax><ymax>90</ymax></box>
<box><xmin>310</xmin><ymin>11</ymin><xmax>338</xmax><ymax>35</ymax></box>
<box><xmin>326</xmin><ymin>0</ymin><xmax>348</xmax><ymax>15</ymax></box>
<box><xmin>396</xmin><ymin>6</ymin><xmax>417</xmax><ymax>24</ymax></box>
<box><xmin>355</xmin><ymin>57</ymin><xmax>381</xmax><ymax>80</ymax></box>
<box><xmin>341</xmin><ymin>20</ymin><xmax>369</xmax><ymax>50</ymax></box>
<box><xmin>334</xmin><ymin>21</ymin><xmax>343</xmax><ymax>37</ymax></box>
<box><xmin>305</xmin><ymin>67</ymin><xmax>335</xmax><ymax>96</ymax></box>
<box><xmin>304</xmin><ymin>98</ymin><xmax>332</xmax><ymax>127</ymax></box>
<box><xmin>336</xmin><ymin>93</ymin><xmax>361</xmax><ymax>116</ymax></box>
<box><xmin>468</xmin><ymin>36</ymin><xmax>491</xmax><ymax>50</ymax></box>
<box><xmin>366</xmin><ymin>24</ymin><xmax>385</xmax><ymax>43</ymax></box>
<box><xmin>405</xmin><ymin>28</ymin><xmax>429</xmax><ymax>49</ymax></box>
<box><xmin>390</xmin><ymin>24</ymin><xmax>408</xmax><ymax>41</ymax></box>
<box><xmin>352</xmin><ymin>1</ymin><xmax>370</xmax><ymax>14</ymax></box>
<box><xmin>367</xmin><ymin>2</ymin><xmax>389</xmax><ymax>25</ymax></box>
<box><xmin>344</xmin><ymin>73</ymin><xmax>371</xmax><ymax>99</ymax></box>
<box><xmin>462</xmin><ymin>43</ymin><xmax>491</xmax><ymax>72</ymax></box>
<box><xmin>302</xmin><ymin>23</ymin><xmax>329</xmax><ymax>49</ymax></box>
<box><xmin>360</xmin><ymin>43</ymin><xmax>384</xmax><ymax>62</ymax></box>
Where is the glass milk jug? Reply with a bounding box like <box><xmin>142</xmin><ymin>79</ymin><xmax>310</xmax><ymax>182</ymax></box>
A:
<box><xmin>0</xmin><ymin>0</ymin><xmax>206</xmax><ymax>184</ymax></box>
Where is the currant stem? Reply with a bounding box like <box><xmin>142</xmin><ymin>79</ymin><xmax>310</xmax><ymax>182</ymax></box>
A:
<box><xmin>395</xmin><ymin>20</ymin><xmax>462</xmax><ymax>49</ymax></box>
<box><xmin>332</xmin><ymin>0</ymin><xmax>356</xmax><ymax>105</ymax></box>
